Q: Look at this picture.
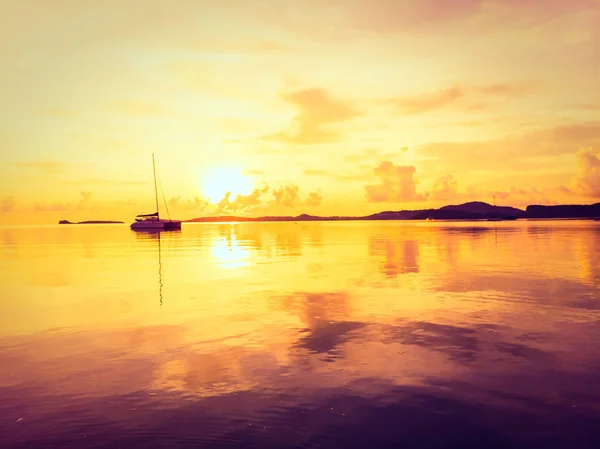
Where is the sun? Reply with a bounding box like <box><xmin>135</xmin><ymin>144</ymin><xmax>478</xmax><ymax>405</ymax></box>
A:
<box><xmin>201</xmin><ymin>167</ymin><xmax>253</xmax><ymax>203</ymax></box>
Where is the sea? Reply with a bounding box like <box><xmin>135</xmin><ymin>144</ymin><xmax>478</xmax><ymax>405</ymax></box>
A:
<box><xmin>1</xmin><ymin>220</ymin><xmax>599</xmax><ymax>448</ymax></box>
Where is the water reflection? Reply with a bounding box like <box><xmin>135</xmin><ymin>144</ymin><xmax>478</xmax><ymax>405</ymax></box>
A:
<box><xmin>133</xmin><ymin>229</ymin><xmax>183</xmax><ymax>305</ymax></box>
<box><xmin>212</xmin><ymin>225</ymin><xmax>250</xmax><ymax>269</ymax></box>
<box><xmin>369</xmin><ymin>236</ymin><xmax>419</xmax><ymax>277</ymax></box>
<box><xmin>134</xmin><ymin>230</ymin><xmax>165</xmax><ymax>305</ymax></box>
<box><xmin>1</xmin><ymin>221</ymin><xmax>599</xmax><ymax>447</ymax></box>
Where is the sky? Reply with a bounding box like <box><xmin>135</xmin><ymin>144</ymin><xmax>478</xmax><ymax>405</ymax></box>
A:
<box><xmin>1</xmin><ymin>0</ymin><xmax>599</xmax><ymax>224</ymax></box>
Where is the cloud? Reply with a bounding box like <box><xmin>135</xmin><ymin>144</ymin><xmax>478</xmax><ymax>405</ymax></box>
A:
<box><xmin>305</xmin><ymin>191</ymin><xmax>323</xmax><ymax>207</ymax></box>
<box><xmin>272</xmin><ymin>184</ymin><xmax>300</xmax><ymax>207</ymax></box>
<box><xmin>477</xmin><ymin>83</ymin><xmax>535</xmax><ymax>96</ymax></box>
<box><xmin>429</xmin><ymin>175</ymin><xmax>459</xmax><ymax>201</ymax></box>
<box><xmin>419</xmin><ymin>122</ymin><xmax>600</xmax><ymax>172</ymax></box>
<box><xmin>235</xmin><ymin>186</ymin><xmax>270</xmax><ymax>208</ymax></box>
<box><xmin>344</xmin><ymin>0</ymin><xmax>597</xmax><ymax>34</ymax></box>
<box><xmin>337</xmin><ymin>0</ymin><xmax>480</xmax><ymax>34</ymax></box>
<box><xmin>216</xmin><ymin>186</ymin><xmax>271</xmax><ymax>214</ymax></box>
<box><xmin>210</xmin><ymin>184</ymin><xmax>321</xmax><ymax>214</ymax></box>
<box><xmin>1</xmin><ymin>196</ymin><xmax>17</xmax><ymax>213</ymax></box>
<box><xmin>77</xmin><ymin>191</ymin><xmax>92</xmax><ymax>210</ymax></box>
<box><xmin>386</xmin><ymin>82</ymin><xmax>535</xmax><ymax>115</ymax></box>
<box><xmin>10</xmin><ymin>161</ymin><xmax>67</xmax><ymax>174</ymax></box>
<box><xmin>25</xmin><ymin>192</ymin><xmax>97</xmax><ymax>214</ymax></box>
<box><xmin>426</xmin><ymin>181</ymin><xmax>572</xmax><ymax>207</ymax></box>
<box><xmin>365</xmin><ymin>161</ymin><xmax>427</xmax><ymax>202</ymax></box>
<box><xmin>572</xmin><ymin>147</ymin><xmax>600</xmax><ymax>197</ymax></box>
<box><xmin>264</xmin><ymin>88</ymin><xmax>360</xmax><ymax>144</ymax></box>
<box><xmin>390</xmin><ymin>87</ymin><xmax>465</xmax><ymax>115</ymax></box>
<box><xmin>167</xmin><ymin>196</ymin><xmax>209</xmax><ymax>212</ymax></box>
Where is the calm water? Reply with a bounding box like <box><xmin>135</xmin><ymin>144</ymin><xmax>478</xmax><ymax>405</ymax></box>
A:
<box><xmin>1</xmin><ymin>221</ymin><xmax>599</xmax><ymax>448</ymax></box>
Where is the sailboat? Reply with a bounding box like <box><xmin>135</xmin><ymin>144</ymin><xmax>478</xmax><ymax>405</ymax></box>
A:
<box><xmin>130</xmin><ymin>154</ymin><xmax>182</xmax><ymax>231</ymax></box>
<box><xmin>486</xmin><ymin>195</ymin><xmax>502</xmax><ymax>221</ymax></box>
<box><xmin>486</xmin><ymin>195</ymin><xmax>518</xmax><ymax>221</ymax></box>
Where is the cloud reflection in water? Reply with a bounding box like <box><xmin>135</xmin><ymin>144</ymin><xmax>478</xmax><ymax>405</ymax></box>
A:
<box><xmin>1</xmin><ymin>221</ymin><xmax>599</xmax><ymax>447</ymax></box>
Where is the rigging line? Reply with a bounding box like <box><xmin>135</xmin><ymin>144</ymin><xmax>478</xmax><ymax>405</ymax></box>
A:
<box><xmin>156</xmin><ymin>172</ymin><xmax>172</xmax><ymax>221</ymax></box>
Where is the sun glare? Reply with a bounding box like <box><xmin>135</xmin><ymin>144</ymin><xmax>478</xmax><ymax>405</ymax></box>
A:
<box><xmin>201</xmin><ymin>167</ymin><xmax>253</xmax><ymax>204</ymax></box>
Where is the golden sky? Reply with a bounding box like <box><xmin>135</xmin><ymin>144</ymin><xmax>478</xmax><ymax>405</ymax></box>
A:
<box><xmin>1</xmin><ymin>0</ymin><xmax>600</xmax><ymax>224</ymax></box>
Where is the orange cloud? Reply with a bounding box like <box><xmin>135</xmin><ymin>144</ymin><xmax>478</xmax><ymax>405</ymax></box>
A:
<box><xmin>30</xmin><ymin>191</ymin><xmax>93</xmax><ymax>213</ymax></box>
<box><xmin>387</xmin><ymin>82</ymin><xmax>534</xmax><ymax>115</ymax></box>
<box><xmin>206</xmin><ymin>184</ymin><xmax>324</xmax><ymax>215</ymax></box>
<box><xmin>420</xmin><ymin>122</ymin><xmax>600</xmax><ymax>172</ymax></box>
<box><xmin>345</xmin><ymin>0</ymin><xmax>597</xmax><ymax>34</ymax></box>
<box><xmin>423</xmin><ymin>181</ymin><xmax>569</xmax><ymax>208</ymax></box>
<box><xmin>77</xmin><ymin>191</ymin><xmax>92</xmax><ymax>210</ymax></box>
<box><xmin>572</xmin><ymin>147</ymin><xmax>600</xmax><ymax>197</ymax></box>
<box><xmin>477</xmin><ymin>83</ymin><xmax>535</xmax><ymax>96</ymax></box>
<box><xmin>265</xmin><ymin>88</ymin><xmax>360</xmax><ymax>144</ymax></box>
<box><xmin>365</xmin><ymin>161</ymin><xmax>427</xmax><ymax>202</ymax></box>
<box><xmin>429</xmin><ymin>175</ymin><xmax>459</xmax><ymax>201</ymax></box>
<box><xmin>167</xmin><ymin>196</ymin><xmax>209</xmax><ymax>212</ymax></box>
<box><xmin>305</xmin><ymin>191</ymin><xmax>323</xmax><ymax>207</ymax></box>
<box><xmin>272</xmin><ymin>184</ymin><xmax>300</xmax><ymax>207</ymax></box>
<box><xmin>217</xmin><ymin>186</ymin><xmax>270</xmax><ymax>214</ymax></box>
<box><xmin>390</xmin><ymin>87</ymin><xmax>465</xmax><ymax>115</ymax></box>
<box><xmin>346</xmin><ymin>0</ymin><xmax>480</xmax><ymax>33</ymax></box>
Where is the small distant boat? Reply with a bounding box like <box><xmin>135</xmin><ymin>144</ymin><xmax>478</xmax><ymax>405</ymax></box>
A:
<box><xmin>130</xmin><ymin>154</ymin><xmax>182</xmax><ymax>231</ymax></box>
<box><xmin>486</xmin><ymin>195</ymin><xmax>515</xmax><ymax>221</ymax></box>
<box><xmin>426</xmin><ymin>207</ymin><xmax>434</xmax><ymax>221</ymax></box>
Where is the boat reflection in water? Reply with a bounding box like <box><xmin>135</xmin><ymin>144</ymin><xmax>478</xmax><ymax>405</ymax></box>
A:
<box><xmin>134</xmin><ymin>230</ymin><xmax>177</xmax><ymax>306</ymax></box>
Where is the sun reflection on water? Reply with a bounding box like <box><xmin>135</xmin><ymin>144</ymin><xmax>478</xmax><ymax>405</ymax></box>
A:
<box><xmin>211</xmin><ymin>231</ymin><xmax>250</xmax><ymax>269</ymax></box>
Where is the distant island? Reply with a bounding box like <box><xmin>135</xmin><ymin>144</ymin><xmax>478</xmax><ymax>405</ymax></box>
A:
<box><xmin>56</xmin><ymin>201</ymin><xmax>600</xmax><ymax>225</ymax></box>
<box><xmin>59</xmin><ymin>220</ymin><xmax>124</xmax><ymax>224</ymax></box>
<box><xmin>185</xmin><ymin>201</ymin><xmax>600</xmax><ymax>223</ymax></box>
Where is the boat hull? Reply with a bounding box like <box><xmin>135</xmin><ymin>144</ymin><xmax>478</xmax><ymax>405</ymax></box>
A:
<box><xmin>130</xmin><ymin>220</ymin><xmax>182</xmax><ymax>231</ymax></box>
<box><xmin>164</xmin><ymin>221</ymin><xmax>182</xmax><ymax>230</ymax></box>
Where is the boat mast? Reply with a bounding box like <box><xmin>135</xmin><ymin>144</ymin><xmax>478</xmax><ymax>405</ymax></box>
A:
<box><xmin>152</xmin><ymin>153</ymin><xmax>160</xmax><ymax>218</ymax></box>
